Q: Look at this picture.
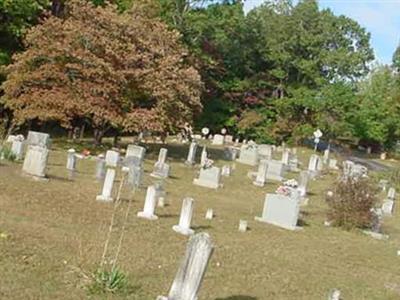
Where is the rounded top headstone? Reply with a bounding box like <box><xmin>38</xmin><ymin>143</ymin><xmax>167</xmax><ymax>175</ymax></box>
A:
<box><xmin>202</xmin><ymin>127</ymin><xmax>210</xmax><ymax>135</ymax></box>
<box><xmin>221</xmin><ymin>128</ymin><xmax>227</xmax><ymax>135</ymax></box>
<box><xmin>68</xmin><ymin>148</ymin><xmax>76</xmax><ymax>153</ymax></box>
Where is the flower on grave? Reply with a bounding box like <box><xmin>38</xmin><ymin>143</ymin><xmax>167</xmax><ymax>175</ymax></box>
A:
<box><xmin>276</xmin><ymin>185</ymin><xmax>291</xmax><ymax>196</ymax></box>
<box><xmin>283</xmin><ymin>179</ymin><xmax>298</xmax><ymax>188</ymax></box>
<box><xmin>202</xmin><ymin>158</ymin><xmax>214</xmax><ymax>169</ymax></box>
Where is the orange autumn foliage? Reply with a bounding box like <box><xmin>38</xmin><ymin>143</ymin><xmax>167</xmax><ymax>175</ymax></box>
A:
<box><xmin>2</xmin><ymin>0</ymin><xmax>202</xmax><ymax>134</ymax></box>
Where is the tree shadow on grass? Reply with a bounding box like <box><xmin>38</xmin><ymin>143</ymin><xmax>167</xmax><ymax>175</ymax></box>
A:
<box><xmin>159</xmin><ymin>213</ymin><xmax>179</xmax><ymax>218</ymax></box>
<box><xmin>215</xmin><ymin>296</ymin><xmax>258</xmax><ymax>300</ymax></box>
<box><xmin>192</xmin><ymin>225</ymin><xmax>212</xmax><ymax>231</ymax></box>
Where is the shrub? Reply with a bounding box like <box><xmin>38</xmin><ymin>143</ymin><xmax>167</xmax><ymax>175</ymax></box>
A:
<box><xmin>0</xmin><ymin>146</ymin><xmax>16</xmax><ymax>162</ymax></box>
<box><xmin>326</xmin><ymin>177</ymin><xmax>379</xmax><ymax>230</ymax></box>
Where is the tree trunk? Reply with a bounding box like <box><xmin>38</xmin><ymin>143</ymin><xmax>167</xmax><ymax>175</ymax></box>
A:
<box><xmin>94</xmin><ymin>129</ymin><xmax>104</xmax><ymax>146</ymax></box>
<box><xmin>79</xmin><ymin>123</ymin><xmax>85</xmax><ymax>140</ymax></box>
<box><xmin>113</xmin><ymin>132</ymin><xmax>119</xmax><ymax>147</ymax></box>
<box><xmin>68</xmin><ymin>129</ymin><xmax>73</xmax><ymax>140</ymax></box>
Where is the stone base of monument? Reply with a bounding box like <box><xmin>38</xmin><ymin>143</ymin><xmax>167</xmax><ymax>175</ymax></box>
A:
<box><xmin>21</xmin><ymin>172</ymin><xmax>49</xmax><ymax>182</ymax></box>
<box><xmin>255</xmin><ymin>217</ymin><xmax>303</xmax><ymax>231</ymax></box>
<box><xmin>137</xmin><ymin>211</ymin><xmax>158</xmax><ymax>220</ymax></box>
<box><xmin>253</xmin><ymin>180</ymin><xmax>265</xmax><ymax>187</ymax></box>
<box><xmin>172</xmin><ymin>225</ymin><xmax>194</xmax><ymax>236</ymax></box>
<box><xmin>96</xmin><ymin>195</ymin><xmax>113</xmax><ymax>202</ymax></box>
<box><xmin>193</xmin><ymin>178</ymin><xmax>221</xmax><ymax>189</ymax></box>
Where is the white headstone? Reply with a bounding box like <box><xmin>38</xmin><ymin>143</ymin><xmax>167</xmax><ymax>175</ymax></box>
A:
<box><xmin>255</xmin><ymin>192</ymin><xmax>301</xmax><ymax>230</ymax></box>
<box><xmin>297</xmin><ymin>171</ymin><xmax>309</xmax><ymax>197</ymax></box>
<box><xmin>266</xmin><ymin>160</ymin><xmax>285</xmax><ymax>181</ymax></box>
<box><xmin>238</xmin><ymin>220</ymin><xmax>248</xmax><ymax>232</ymax></box>
<box><xmin>323</xmin><ymin>149</ymin><xmax>330</xmax><ymax>164</ymax></box>
<box><xmin>193</xmin><ymin>166</ymin><xmax>221</xmax><ymax>189</ymax></box>
<box><xmin>185</xmin><ymin>142</ymin><xmax>198</xmax><ymax>165</ymax></box>
<box><xmin>95</xmin><ymin>154</ymin><xmax>106</xmax><ymax>181</ymax></box>
<box><xmin>237</xmin><ymin>144</ymin><xmax>258</xmax><ymax>166</ymax></box>
<box><xmin>151</xmin><ymin>148</ymin><xmax>170</xmax><ymax>178</ymax></box>
<box><xmin>26</xmin><ymin>131</ymin><xmax>51</xmax><ymax>148</ymax></box>
<box><xmin>253</xmin><ymin>159</ymin><xmax>268</xmax><ymax>187</ymax></box>
<box><xmin>66</xmin><ymin>149</ymin><xmax>76</xmax><ymax>171</ymax></box>
<box><xmin>157</xmin><ymin>233</ymin><xmax>213</xmax><ymax>300</ymax></box>
<box><xmin>105</xmin><ymin>150</ymin><xmax>120</xmax><ymax>168</ymax></box>
<box><xmin>382</xmin><ymin>199</ymin><xmax>395</xmax><ymax>215</ymax></box>
<box><xmin>173</xmin><ymin>197</ymin><xmax>195</xmax><ymax>236</ymax></box>
<box><xmin>281</xmin><ymin>149</ymin><xmax>291</xmax><ymax>165</ymax></box>
<box><xmin>125</xmin><ymin>144</ymin><xmax>146</xmax><ymax>165</ymax></box>
<box><xmin>11</xmin><ymin>140</ymin><xmax>25</xmax><ymax>160</ymax></box>
<box><xmin>328</xmin><ymin>159</ymin><xmax>338</xmax><ymax>169</ymax></box>
<box><xmin>200</xmin><ymin>146</ymin><xmax>207</xmax><ymax>167</ymax></box>
<box><xmin>137</xmin><ymin>185</ymin><xmax>158</xmax><ymax>220</ymax></box>
<box><xmin>258</xmin><ymin>144</ymin><xmax>273</xmax><ymax>160</ymax></box>
<box><xmin>212</xmin><ymin>134</ymin><xmax>224</xmax><ymax>145</ymax></box>
<box><xmin>22</xmin><ymin>145</ymin><xmax>49</xmax><ymax>178</ymax></box>
<box><xmin>221</xmin><ymin>165</ymin><xmax>232</xmax><ymax>177</ymax></box>
<box><xmin>224</xmin><ymin>135</ymin><xmax>233</xmax><ymax>144</ymax></box>
<box><xmin>388</xmin><ymin>187</ymin><xmax>396</xmax><ymax>200</ymax></box>
<box><xmin>205</xmin><ymin>208</ymin><xmax>213</xmax><ymax>220</ymax></box>
<box><xmin>96</xmin><ymin>168</ymin><xmax>116</xmax><ymax>202</ymax></box>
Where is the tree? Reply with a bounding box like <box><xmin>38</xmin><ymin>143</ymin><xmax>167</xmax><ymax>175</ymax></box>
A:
<box><xmin>2</xmin><ymin>0</ymin><xmax>202</xmax><ymax>144</ymax></box>
<box><xmin>352</xmin><ymin>65</ymin><xmax>400</xmax><ymax>149</ymax></box>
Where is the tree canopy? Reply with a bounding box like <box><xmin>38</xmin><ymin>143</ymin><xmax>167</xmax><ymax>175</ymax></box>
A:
<box><xmin>1</xmin><ymin>0</ymin><xmax>400</xmax><ymax>150</ymax></box>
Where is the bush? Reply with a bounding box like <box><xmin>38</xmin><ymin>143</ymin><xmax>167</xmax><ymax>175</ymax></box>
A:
<box><xmin>326</xmin><ymin>177</ymin><xmax>379</xmax><ymax>230</ymax></box>
<box><xmin>0</xmin><ymin>146</ymin><xmax>16</xmax><ymax>162</ymax></box>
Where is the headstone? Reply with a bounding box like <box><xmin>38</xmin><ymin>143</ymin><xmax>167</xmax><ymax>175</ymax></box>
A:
<box><xmin>95</xmin><ymin>154</ymin><xmax>106</xmax><ymax>181</ymax></box>
<box><xmin>185</xmin><ymin>142</ymin><xmax>198</xmax><ymax>165</ymax></box>
<box><xmin>221</xmin><ymin>128</ymin><xmax>227</xmax><ymax>135</ymax></box>
<box><xmin>157</xmin><ymin>233</ymin><xmax>214</xmax><ymax>300</ymax></box>
<box><xmin>258</xmin><ymin>144</ymin><xmax>272</xmax><ymax>160</ymax></box>
<box><xmin>237</xmin><ymin>144</ymin><xmax>258</xmax><ymax>166</ymax></box>
<box><xmin>253</xmin><ymin>159</ymin><xmax>268</xmax><ymax>187</ymax></box>
<box><xmin>158</xmin><ymin>197</ymin><xmax>166</xmax><ymax>208</ymax></box>
<box><xmin>224</xmin><ymin>146</ymin><xmax>239</xmax><ymax>161</ymax></box>
<box><xmin>238</xmin><ymin>220</ymin><xmax>248</xmax><ymax>232</ymax></box>
<box><xmin>308</xmin><ymin>154</ymin><xmax>322</xmax><ymax>177</ymax></box>
<box><xmin>382</xmin><ymin>199</ymin><xmax>395</xmax><ymax>215</ymax></box>
<box><xmin>281</xmin><ymin>149</ymin><xmax>291</xmax><ymax>165</ymax></box>
<box><xmin>11</xmin><ymin>139</ymin><xmax>25</xmax><ymax>160</ymax></box>
<box><xmin>329</xmin><ymin>159</ymin><xmax>338</xmax><ymax>169</ymax></box>
<box><xmin>173</xmin><ymin>197</ymin><xmax>195</xmax><ymax>235</ymax></box>
<box><xmin>137</xmin><ymin>185</ymin><xmax>158</xmax><ymax>220</ymax></box>
<box><xmin>193</xmin><ymin>166</ymin><xmax>221</xmax><ymax>189</ymax></box>
<box><xmin>224</xmin><ymin>135</ymin><xmax>233</xmax><ymax>144</ymax></box>
<box><xmin>288</xmin><ymin>153</ymin><xmax>300</xmax><ymax>172</ymax></box>
<box><xmin>265</xmin><ymin>160</ymin><xmax>285</xmax><ymax>181</ymax></box>
<box><xmin>255</xmin><ymin>191</ymin><xmax>301</xmax><ymax>230</ymax></box>
<box><xmin>96</xmin><ymin>168</ymin><xmax>116</xmax><ymax>202</ymax></box>
<box><xmin>66</xmin><ymin>149</ymin><xmax>76</xmax><ymax>171</ymax></box>
<box><xmin>151</xmin><ymin>148</ymin><xmax>170</xmax><ymax>179</ymax></box>
<box><xmin>379</xmin><ymin>179</ymin><xmax>389</xmax><ymax>191</ymax></box>
<box><xmin>125</xmin><ymin>144</ymin><xmax>146</xmax><ymax>165</ymax></box>
<box><xmin>297</xmin><ymin>171</ymin><xmax>309</xmax><ymax>197</ymax></box>
<box><xmin>388</xmin><ymin>187</ymin><xmax>396</xmax><ymax>200</ymax></box>
<box><xmin>212</xmin><ymin>134</ymin><xmax>224</xmax><ymax>145</ymax></box>
<box><xmin>105</xmin><ymin>150</ymin><xmax>120</xmax><ymax>168</ymax></box>
<box><xmin>22</xmin><ymin>145</ymin><xmax>49</xmax><ymax>178</ymax></box>
<box><xmin>323</xmin><ymin>149</ymin><xmax>330</xmax><ymax>164</ymax></box>
<box><xmin>221</xmin><ymin>165</ymin><xmax>231</xmax><ymax>177</ymax></box>
<box><xmin>328</xmin><ymin>289</ymin><xmax>341</xmax><ymax>300</ymax></box>
<box><xmin>205</xmin><ymin>208</ymin><xmax>213</xmax><ymax>220</ymax></box>
<box><xmin>124</xmin><ymin>157</ymin><xmax>143</xmax><ymax>188</ymax></box>
<box><xmin>200</xmin><ymin>146</ymin><xmax>207</xmax><ymax>167</ymax></box>
<box><xmin>26</xmin><ymin>131</ymin><xmax>51</xmax><ymax>148</ymax></box>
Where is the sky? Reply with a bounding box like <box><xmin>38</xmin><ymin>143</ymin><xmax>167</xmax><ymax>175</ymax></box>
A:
<box><xmin>243</xmin><ymin>0</ymin><xmax>400</xmax><ymax>64</ymax></box>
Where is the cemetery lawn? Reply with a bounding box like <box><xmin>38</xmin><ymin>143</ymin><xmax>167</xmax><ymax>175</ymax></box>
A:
<box><xmin>1</xmin><ymin>140</ymin><xmax>400</xmax><ymax>300</ymax></box>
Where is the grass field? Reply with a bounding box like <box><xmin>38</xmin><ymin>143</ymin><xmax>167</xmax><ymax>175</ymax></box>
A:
<box><xmin>0</xmin><ymin>140</ymin><xmax>399</xmax><ymax>299</ymax></box>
